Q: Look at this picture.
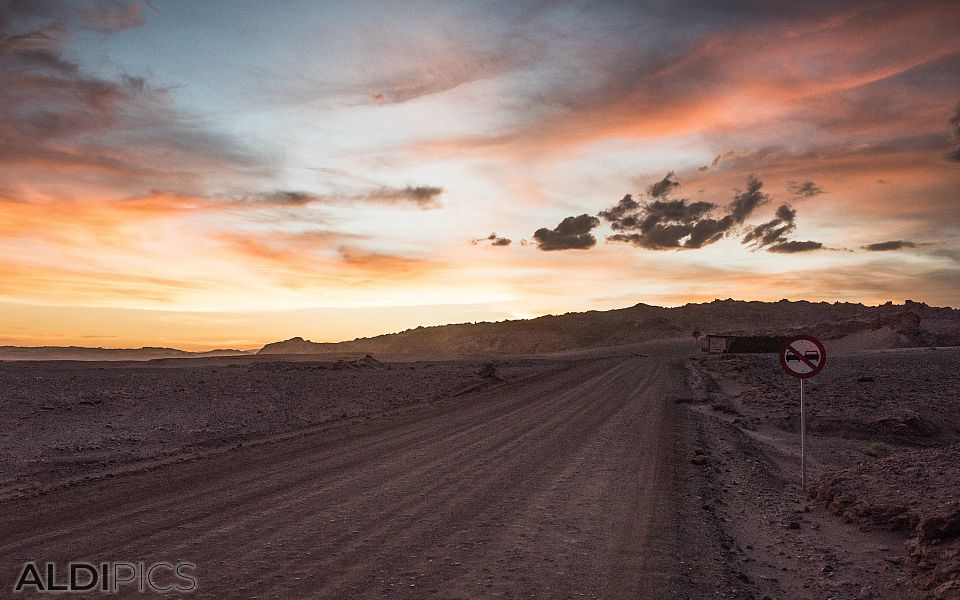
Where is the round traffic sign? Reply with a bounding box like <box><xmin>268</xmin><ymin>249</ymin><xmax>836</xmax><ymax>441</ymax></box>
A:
<box><xmin>779</xmin><ymin>335</ymin><xmax>826</xmax><ymax>379</ymax></box>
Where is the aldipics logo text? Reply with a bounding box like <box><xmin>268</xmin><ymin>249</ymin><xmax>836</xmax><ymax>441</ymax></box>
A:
<box><xmin>13</xmin><ymin>561</ymin><xmax>197</xmax><ymax>594</ymax></box>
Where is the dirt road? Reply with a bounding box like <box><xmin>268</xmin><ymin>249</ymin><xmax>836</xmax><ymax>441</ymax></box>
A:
<box><xmin>1</xmin><ymin>353</ymin><xmax>731</xmax><ymax>598</ymax></box>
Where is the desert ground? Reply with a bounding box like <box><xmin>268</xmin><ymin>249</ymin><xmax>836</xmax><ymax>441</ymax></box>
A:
<box><xmin>690</xmin><ymin>346</ymin><xmax>960</xmax><ymax>599</ymax></box>
<box><xmin>1</xmin><ymin>337</ymin><xmax>958</xmax><ymax>598</ymax></box>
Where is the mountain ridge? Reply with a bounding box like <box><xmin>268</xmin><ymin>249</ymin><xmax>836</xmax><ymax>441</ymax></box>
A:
<box><xmin>258</xmin><ymin>298</ymin><xmax>960</xmax><ymax>356</ymax></box>
<box><xmin>5</xmin><ymin>299</ymin><xmax>957</xmax><ymax>360</ymax></box>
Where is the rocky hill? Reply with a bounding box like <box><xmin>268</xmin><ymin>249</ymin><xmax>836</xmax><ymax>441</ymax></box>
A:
<box><xmin>258</xmin><ymin>299</ymin><xmax>960</xmax><ymax>357</ymax></box>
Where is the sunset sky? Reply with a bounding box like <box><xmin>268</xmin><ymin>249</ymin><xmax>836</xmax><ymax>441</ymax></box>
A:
<box><xmin>1</xmin><ymin>0</ymin><xmax>959</xmax><ymax>350</ymax></box>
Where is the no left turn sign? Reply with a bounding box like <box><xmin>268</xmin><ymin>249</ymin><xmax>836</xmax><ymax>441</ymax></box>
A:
<box><xmin>779</xmin><ymin>335</ymin><xmax>826</xmax><ymax>379</ymax></box>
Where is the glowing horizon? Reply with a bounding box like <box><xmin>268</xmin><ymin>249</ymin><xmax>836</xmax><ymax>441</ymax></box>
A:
<box><xmin>1</xmin><ymin>1</ymin><xmax>958</xmax><ymax>350</ymax></box>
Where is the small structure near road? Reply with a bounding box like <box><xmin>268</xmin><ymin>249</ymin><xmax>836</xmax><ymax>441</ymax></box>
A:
<box><xmin>706</xmin><ymin>335</ymin><xmax>728</xmax><ymax>354</ymax></box>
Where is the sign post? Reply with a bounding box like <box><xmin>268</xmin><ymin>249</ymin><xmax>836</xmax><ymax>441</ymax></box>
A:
<box><xmin>778</xmin><ymin>335</ymin><xmax>826</xmax><ymax>494</ymax></box>
<box><xmin>801</xmin><ymin>377</ymin><xmax>805</xmax><ymax>490</ymax></box>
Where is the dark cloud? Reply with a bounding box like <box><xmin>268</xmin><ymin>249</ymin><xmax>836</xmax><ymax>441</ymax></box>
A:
<box><xmin>601</xmin><ymin>174</ymin><xmax>767</xmax><ymax>250</ymax></box>
<box><xmin>862</xmin><ymin>240</ymin><xmax>918</xmax><ymax>251</ymax></box>
<box><xmin>597</xmin><ymin>194</ymin><xmax>639</xmax><ymax>225</ymax></box>
<box><xmin>472</xmin><ymin>232</ymin><xmax>511</xmax><ymax>247</ymax></box>
<box><xmin>948</xmin><ymin>103</ymin><xmax>960</xmax><ymax>162</ymax></box>
<box><xmin>728</xmin><ymin>176</ymin><xmax>768</xmax><ymax>222</ymax></box>
<box><xmin>359</xmin><ymin>185</ymin><xmax>443</xmax><ymax>209</ymax></box>
<box><xmin>533</xmin><ymin>214</ymin><xmax>599</xmax><ymax>251</ymax></box>
<box><xmin>768</xmin><ymin>240</ymin><xmax>824</xmax><ymax>253</ymax></box>
<box><xmin>787</xmin><ymin>180</ymin><xmax>825</xmax><ymax>198</ymax></box>
<box><xmin>249</xmin><ymin>185</ymin><xmax>443</xmax><ymax>209</ymax></box>
<box><xmin>740</xmin><ymin>197</ymin><xmax>827</xmax><ymax>253</ymax></box>
<box><xmin>709</xmin><ymin>149</ymin><xmax>749</xmax><ymax>169</ymax></box>
<box><xmin>742</xmin><ymin>203</ymin><xmax>796</xmax><ymax>249</ymax></box>
<box><xmin>254</xmin><ymin>191</ymin><xmax>316</xmax><ymax>205</ymax></box>
<box><xmin>531</xmin><ymin>172</ymin><xmax>831</xmax><ymax>255</ymax></box>
<box><xmin>648</xmin><ymin>171</ymin><xmax>681</xmax><ymax>199</ymax></box>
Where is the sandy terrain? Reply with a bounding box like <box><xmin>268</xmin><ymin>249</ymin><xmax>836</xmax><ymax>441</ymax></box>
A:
<box><xmin>0</xmin><ymin>356</ymin><xmax>548</xmax><ymax>499</ymax></box>
<box><xmin>2</xmin><ymin>339</ymin><xmax>957</xmax><ymax>598</ymax></box>
<box><xmin>0</xmin><ymin>342</ymin><xmax>753</xmax><ymax>598</ymax></box>
<box><xmin>690</xmin><ymin>347</ymin><xmax>960</xmax><ymax>599</ymax></box>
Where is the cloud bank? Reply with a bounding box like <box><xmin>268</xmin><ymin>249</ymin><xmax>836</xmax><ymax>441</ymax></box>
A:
<box><xmin>532</xmin><ymin>172</ymin><xmax>833</xmax><ymax>254</ymax></box>
<box><xmin>599</xmin><ymin>174</ymin><xmax>768</xmax><ymax>250</ymax></box>
<box><xmin>742</xmin><ymin>204</ymin><xmax>797</xmax><ymax>250</ymax></box>
<box><xmin>788</xmin><ymin>181</ymin><xmax>825</xmax><ymax>198</ymax></box>
<box><xmin>862</xmin><ymin>240</ymin><xmax>918</xmax><ymax>251</ymax></box>
<box><xmin>767</xmin><ymin>240</ymin><xmax>824</xmax><ymax>254</ymax></box>
<box><xmin>472</xmin><ymin>233</ymin><xmax>512</xmax><ymax>247</ymax></box>
<box><xmin>533</xmin><ymin>214</ymin><xmax>599</xmax><ymax>251</ymax></box>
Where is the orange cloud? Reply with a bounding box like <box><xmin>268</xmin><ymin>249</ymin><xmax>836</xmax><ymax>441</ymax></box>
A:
<box><xmin>0</xmin><ymin>191</ymin><xmax>445</xmax><ymax>310</ymax></box>
<box><xmin>410</xmin><ymin>3</ymin><xmax>960</xmax><ymax>161</ymax></box>
<box><xmin>338</xmin><ymin>247</ymin><xmax>435</xmax><ymax>276</ymax></box>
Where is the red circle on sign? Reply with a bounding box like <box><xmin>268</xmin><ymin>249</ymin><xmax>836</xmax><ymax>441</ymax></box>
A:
<box><xmin>779</xmin><ymin>335</ymin><xmax>826</xmax><ymax>379</ymax></box>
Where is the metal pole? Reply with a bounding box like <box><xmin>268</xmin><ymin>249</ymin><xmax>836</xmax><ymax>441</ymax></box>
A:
<box><xmin>800</xmin><ymin>378</ymin><xmax>806</xmax><ymax>494</ymax></box>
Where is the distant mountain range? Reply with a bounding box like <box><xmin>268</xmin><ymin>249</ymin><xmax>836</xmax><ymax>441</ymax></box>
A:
<box><xmin>4</xmin><ymin>299</ymin><xmax>958</xmax><ymax>361</ymax></box>
<box><xmin>258</xmin><ymin>299</ymin><xmax>960</xmax><ymax>357</ymax></box>
<box><xmin>0</xmin><ymin>346</ymin><xmax>252</xmax><ymax>361</ymax></box>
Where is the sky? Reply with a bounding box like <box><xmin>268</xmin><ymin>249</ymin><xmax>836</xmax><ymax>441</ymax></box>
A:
<box><xmin>1</xmin><ymin>0</ymin><xmax>958</xmax><ymax>350</ymax></box>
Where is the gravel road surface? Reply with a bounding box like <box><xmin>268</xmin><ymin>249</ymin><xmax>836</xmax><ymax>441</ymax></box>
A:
<box><xmin>1</xmin><ymin>353</ymin><xmax>728</xmax><ymax>599</ymax></box>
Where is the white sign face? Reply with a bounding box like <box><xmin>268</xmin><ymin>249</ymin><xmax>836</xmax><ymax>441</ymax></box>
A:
<box><xmin>779</xmin><ymin>335</ymin><xmax>826</xmax><ymax>379</ymax></box>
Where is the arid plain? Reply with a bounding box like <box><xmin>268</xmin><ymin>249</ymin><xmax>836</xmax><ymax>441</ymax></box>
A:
<box><xmin>1</xmin><ymin>300</ymin><xmax>959</xmax><ymax>599</ymax></box>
